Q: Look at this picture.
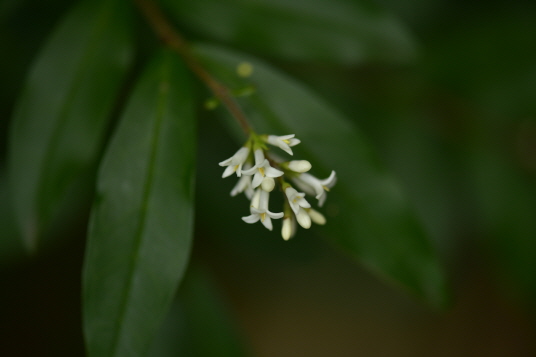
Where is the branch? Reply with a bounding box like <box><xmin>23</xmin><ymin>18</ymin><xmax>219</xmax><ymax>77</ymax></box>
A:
<box><xmin>135</xmin><ymin>0</ymin><xmax>252</xmax><ymax>135</ymax></box>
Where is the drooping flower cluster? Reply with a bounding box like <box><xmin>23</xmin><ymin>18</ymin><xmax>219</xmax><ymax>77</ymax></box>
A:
<box><xmin>219</xmin><ymin>132</ymin><xmax>336</xmax><ymax>240</ymax></box>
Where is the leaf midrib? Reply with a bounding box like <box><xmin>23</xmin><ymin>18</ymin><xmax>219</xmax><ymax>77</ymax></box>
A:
<box><xmin>109</xmin><ymin>59</ymin><xmax>170</xmax><ymax>357</ymax></box>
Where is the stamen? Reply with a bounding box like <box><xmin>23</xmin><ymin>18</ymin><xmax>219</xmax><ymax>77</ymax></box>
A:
<box><xmin>260</xmin><ymin>213</ymin><xmax>266</xmax><ymax>222</ymax></box>
<box><xmin>259</xmin><ymin>167</ymin><xmax>265</xmax><ymax>176</ymax></box>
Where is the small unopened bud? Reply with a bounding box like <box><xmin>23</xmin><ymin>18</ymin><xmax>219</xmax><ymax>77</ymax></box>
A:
<box><xmin>296</xmin><ymin>208</ymin><xmax>311</xmax><ymax>229</ymax></box>
<box><xmin>261</xmin><ymin>177</ymin><xmax>275</xmax><ymax>192</ymax></box>
<box><xmin>204</xmin><ymin>97</ymin><xmax>220</xmax><ymax>110</ymax></box>
<box><xmin>307</xmin><ymin>208</ymin><xmax>326</xmax><ymax>225</ymax></box>
<box><xmin>281</xmin><ymin>217</ymin><xmax>295</xmax><ymax>240</ymax></box>
<box><xmin>288</xmin><ymin>160</ymin><xmax>311</xmax><ymax>173</ymax></box>
<box><xmin>237</xmin><ymin>62</ymin><xmax>253</xmax><ymax>77</ymax></box>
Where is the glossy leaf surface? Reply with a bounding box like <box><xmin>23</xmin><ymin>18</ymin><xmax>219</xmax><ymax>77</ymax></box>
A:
<box><xmin>195</xmin><ymin>44</ymin><xmax>449</xmax><ymax>308</ymax></box>
<box><xmin>8</xmin><ymin>0</ymin><xmax>132</xmax><ymax>250</ymax></box>
<box><xmin>164</xmin><ymin>0</ymin><xmax>416</xmax><ymax>64</ymax></box>
<box><xmin>83</xmin><ymin>52</ymin><xmax>196</xmax><ymax>357</ymax></box>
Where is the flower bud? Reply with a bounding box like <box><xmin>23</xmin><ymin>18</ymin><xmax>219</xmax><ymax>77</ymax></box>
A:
<box><xmin>307</xmin><ymin>208</ymin><xmax>326</xmax><ymax>225</ymax></box>
<box><xmin>288</xmin><ymin>160</ymin><xmax>312</xmax><ymax>173</ymax></box>
<box><xmin>296</xmin><ymin>208</ymin><xmax>311</xmax><ymax>229</ymax></box>
<box><xmin>261</xmin><ymin>177</ymin><xmax>275</xmax><ymax>192</ymax></box>
<box><xmin>281</xmin><ymin>217</ymin><xmax>296</xmax><ymax>240</ymax></box>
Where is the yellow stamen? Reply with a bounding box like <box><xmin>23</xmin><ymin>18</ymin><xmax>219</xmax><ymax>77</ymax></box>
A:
<box><xmin>323</xmin><ymin>186</ymin><xmax>330</xmax><ymax>192</ymax></box>
<box><xmin>259</xmin><ymin>167</ymin><xmax>265</xmax><ymax>176</ymax></box>
<box><xmin>260</xmin><ymin>213</ymin><xmax>266</xmax><ymax>222</ymax></box>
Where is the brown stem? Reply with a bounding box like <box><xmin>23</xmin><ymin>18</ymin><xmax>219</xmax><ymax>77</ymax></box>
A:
<box><xmin>134</xmin><ymin>0</ymin><xmax>252</xmax><ymax>135</ymax></box>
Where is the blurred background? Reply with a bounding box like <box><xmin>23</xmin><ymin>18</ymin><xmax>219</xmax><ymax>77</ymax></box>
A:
<box><xmin>1</xmin><ymin>0</ymin><xmax>536</xmax><ymax>356</ymax></box>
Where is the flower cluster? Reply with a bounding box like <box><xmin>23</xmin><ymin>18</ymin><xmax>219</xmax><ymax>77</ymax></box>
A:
<box><xmin>219</xmin><ymin>133</ymin><xmax>336</xmax><ymax>240</ymax></box>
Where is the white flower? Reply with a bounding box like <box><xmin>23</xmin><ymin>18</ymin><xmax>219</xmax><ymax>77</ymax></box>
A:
<box><xmin>242</xmin><ymin>189</ymin><xmax>284</xmax><ymax>230</ymax></box>
<box><xmin>288</xmin><ymin>160</ymin><xmax>311</xmax><ymax>173</ymax></box>
<box><xmin>284</xmin><ymin>186</ymin><xmax>311</xmax><ymax>215</ymax></box>
<box><xmin>293</xmin><ymin>171</ymin><xmax>337</xmax><ymax>207</ymax></box>
<box><xmin>281</xmin><ymin>215</ymin><xmax>297</xmax><ymax>241</ymax></box>
<box><xmin>242</xmin><ymin>149</ymin><xmax>283</xmax><ymax>188</ymax></box>
<box><xmin>219</xmin><ymin>146</ymin><xmax>250</xmax><ymax>178</ymax></box>
<box><xmin>295</xmin><ymin>208</ymin><xmax>311</xmax><ymax>229</ymax></box>
<box><xmin>230</xmin><ymin>163</ymin><xmax>254</xmax><ymax>199</ymax></box>
<box><xmin>267</xmin><ymin>134</ymin><xmax>301</xmax><ymax>155</ymax></box>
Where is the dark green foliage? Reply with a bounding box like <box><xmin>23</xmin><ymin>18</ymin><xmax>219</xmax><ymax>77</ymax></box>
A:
<box><xmin>83</xmin><ymin>51</ymin><xmax>196</xmax><ymax>357</ymax></box>
<box><xmin>7</xmin><ymin>0</ymin><xmax>133</xmax><ymax>250</ymax></box>
<box><xmin>3</xmin><ymin>0</ymin><xmax>536</xmax><ymax>356</ymax></box>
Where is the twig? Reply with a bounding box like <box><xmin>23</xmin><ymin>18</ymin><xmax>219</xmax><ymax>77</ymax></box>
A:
<box><xmin>135</xmin><ymin>0</ymin><xmax>252</xmax><ymax>135</ymax></box>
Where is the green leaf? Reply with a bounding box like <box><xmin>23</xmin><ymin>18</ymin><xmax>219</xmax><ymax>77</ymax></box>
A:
<box><xmin>163</xmin><ymin>0</ymin><xmax>416</xmax><ymax>64</ymax></box>
<box><xmin>83</xmin><ymin>51</ymin><xmax>196</xmax><ymax>357</ymax></box>
<box><xmin>470</xmin><ymin>146</ymin><xmax>536</xmax><ymax>305</ymax></box>
<box><xmin>194</xmin><ymin>44</ymin><xmax>449</xmax><ymax>308</ymax></box>
<box><xmin>7</xmin><ymin>0</ymin><xmax>133</xmax><ymax>250</ymax></box>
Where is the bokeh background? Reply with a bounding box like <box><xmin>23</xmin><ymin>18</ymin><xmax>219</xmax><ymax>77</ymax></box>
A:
<box><xmin>2</xmin><ymin>0</ymin><xmax>536</xmax><ymax>356</ymax></box>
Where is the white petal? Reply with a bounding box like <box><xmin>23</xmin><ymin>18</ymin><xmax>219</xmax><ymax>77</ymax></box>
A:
<box><xmin>321</xmin><ymin>170</ymin><xmax>337</xmax><ymax>188</ymax></box>
<box><xmin>297</xmin><ymin>197</ymin><xmax>311</xmax><ymax>209</ymax></box>
<box><xmin>288</xmin><ymin>138</ymin><xmax>301</xmax><ymax>147</ymax></box>
<box><xmin>279</xmin><ymin>144</ymin><xmax>293</xmax><ymax>155</ymax></box>
<box><xmin>254</xmin><ymin>149</ymin><xmax>265</xmax><ymax>165</ymax></box>
<box><xmin>232</xmin><ymin>147</ymin><xmax>250</xmax><ymax>165</ymax></box>
<box><xmin>222</xmin><ymin>165</ymin><xmax>236</xmax><ymax>178</ymax></box>
<box><xmin>242</xmin><ymin>214</ymin><xmax>260</xmax><ymax>224</ymax></box>
<box><xmin>267</xmin><ymin>135</ymin><xmax>293</xmax><ymax>155</ymax></box>
<box><xmin>235</xmin><ymin>163</ymin><xmax>243</xmax><ymax>177</ymax></box>
<box><xmin>267</xmin><ymin>211</ymin><xmax>284</xmax><ymax>219</ymax></box>
<box><xmin>251</xmin><ymin>172</ymin><xmax>264</xmax><ymax>188</ymax></box>
<box><xmin>318</xmin><ymin>192</ymin><xmax>327</xmax><ymax>207</ymax></box>
<box><xmin>218</xmin><ymin>157</ymin><xmax>232</xmax><ymax>166</ymax></box>
<box><xmin>250</xmin><ymin>207</ymin><xmax>264</xmax><ymax>214</ymax></box>
<box><xmin>284</xmin><ymin>187</ymin><xmax>295</xmax><ymax>199</ymax></box>
<box><xmin>261</xmin><ymin>216</ymin><xmax>273</xmax><ymax>231</ymax></box>
<box><xmin>244</xmin><ymin>185</ymin><xmax>254</xmax><ymax>200</ymax></box>
<box><xmin>278</xmin><ymin>134</ymin><xmax>295</xmax><ymax>140</ymax></box>
<box><xmin>292</xmin><ymin>178</ymin><xmax>316</xmax><ymax>197</ymax></box>
<box><xmin>289</xmin><ymin>202</ymin><xmax>299</xmax><ymax>215</ymax></box>
<box><xmin>300</xmin><ymin>173</ymin><xmax>324</xmax><ymax>197</ymax></box>
<box><xmin>241</xmin><ymin>166</ymin><xmax>256</xmax><ymax>175</ymax></box>
<box><xmin>230</xmin><ymin>178</ymin><xmax>246</xmax><ymax>196</ymax></box>
<box><xmin>259</xmin><ymin>189</ymin><xmax>270</xmax><ymax>210</ymax></box>
<box><xmin>251</xmin><ymin>190</ymin><xmax>263</xmax><ymax>208</ymax></box>
<box><xmin>250</xmin><ymin>189</ymin><xmax>262</xmax><ymax>210</ymax></box>
<box><xmin>264</xmin><ymin>165</ymin><xmax>284</xmax><ymax>178</ymax></box>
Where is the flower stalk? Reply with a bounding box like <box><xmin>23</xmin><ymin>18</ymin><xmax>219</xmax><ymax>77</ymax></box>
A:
<box><xmin>135</xmin><ymin>0</ymin><xmax>252</xmax><ymax>134</ymax></box>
